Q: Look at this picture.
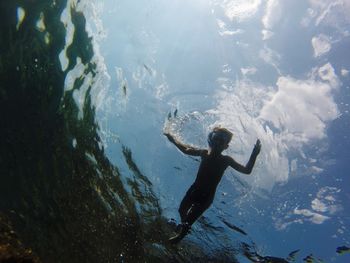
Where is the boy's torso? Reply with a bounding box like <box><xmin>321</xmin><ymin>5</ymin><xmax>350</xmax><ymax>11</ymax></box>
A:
<box><xmin>193</xmin><ymin>151</ymin><xmax>229</xmax><ymax>194</ymax></box>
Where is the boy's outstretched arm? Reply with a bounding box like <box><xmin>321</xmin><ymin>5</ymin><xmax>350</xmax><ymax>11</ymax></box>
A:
<box><xmin>227</xmin><ymin>139</ymin><xmax>261</xmax><ymax>174</ymax></box>
<box><xmin>164</xmin><ymin>132</ymin><xmax>205</xmax><ymax>156</ymax></box>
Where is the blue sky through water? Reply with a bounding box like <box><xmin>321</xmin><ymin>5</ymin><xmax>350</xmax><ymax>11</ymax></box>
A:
<box><xmin>83</xmin><ymin>0</ymin><xmax>350</xmax><ymax>261</ymax></box>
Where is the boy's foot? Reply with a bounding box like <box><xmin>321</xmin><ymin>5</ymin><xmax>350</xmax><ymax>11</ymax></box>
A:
<box><xmin>168</xmin><ymin>223</ymin><xmax>190</xmax><ymax>244</ymax></box>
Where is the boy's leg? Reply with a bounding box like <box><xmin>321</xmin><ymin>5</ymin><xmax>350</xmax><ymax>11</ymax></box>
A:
<box><xmin>184</xmin><ymin>200</ymin><xmax>211</xmax><ymax>226</ymax></box>
<box><xmin>169</xmin><ymin>200</ymin><xmax>212</xmax><ymax>244</ymax></box>
<box><xmin>180</xmin><ymin>190</ymin><xmax>213</xmax><ymax>226</ymax></box>
<box><xmin>178</xmin><ymin>185</ymin><xmax>196</xmax><ymax>222</ymax></box>
<box><xmin>178</xmin><ymin>198</ymin><xmax>192</xmax><ymax>223</ymax></box>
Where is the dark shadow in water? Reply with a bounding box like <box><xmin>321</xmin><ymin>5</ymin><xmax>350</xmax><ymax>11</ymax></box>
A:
<box><xmin>221</xmin><ymin>219</ymin><xmax>247</xmax><ymax>236</ymax></box>
<box><xmin>0</xmin><ymin>1</ymin><xmax>234</xmax><ymax>262</ymax></box>
<box><xmin>0</xmin><ymin>1</ymin><xmax>142</xmax><ymax>262</ymax></box>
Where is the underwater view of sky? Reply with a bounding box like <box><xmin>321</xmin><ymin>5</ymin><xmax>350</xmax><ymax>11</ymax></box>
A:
<box><xmin>67</xmin><ymin>0</ymin><xmax>350</xmax><ymax>261</ymax></box>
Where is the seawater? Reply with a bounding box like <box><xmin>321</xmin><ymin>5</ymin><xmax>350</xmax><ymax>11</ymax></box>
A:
<box><xmin>0</xmin><ymin>1</ymin><xmax>348</xmax><ymax>262</ymax></box>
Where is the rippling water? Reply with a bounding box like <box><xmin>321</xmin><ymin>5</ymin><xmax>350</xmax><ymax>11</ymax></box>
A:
<box><xmin>1</xmin><ymin>0</ymin><xmax>349</xmax><ymax>262</ymax></box>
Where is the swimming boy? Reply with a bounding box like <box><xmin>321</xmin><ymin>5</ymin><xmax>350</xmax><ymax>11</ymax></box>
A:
<box><xmin>164</xmin><ymin>127</ymin><xmax>261</xmax><ymax>243</ymax></box>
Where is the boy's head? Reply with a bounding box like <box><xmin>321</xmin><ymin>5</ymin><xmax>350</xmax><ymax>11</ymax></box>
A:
<box><xmin>207</xmin><ymin>127</ymin><xmax>233</xmax><ymax>151</ymax></box>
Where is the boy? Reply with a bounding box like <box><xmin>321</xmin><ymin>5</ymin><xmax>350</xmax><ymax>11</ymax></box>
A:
<box><xmin>164</xmin><ymin>127</ymin><xmax>261</xmax><ymax>243</ymax></box>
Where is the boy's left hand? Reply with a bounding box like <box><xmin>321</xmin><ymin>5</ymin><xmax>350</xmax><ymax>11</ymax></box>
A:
<box><xmin>164</xmin><ymin>132</ymin><xmax>175</xmax><ymax>143</ymax></box>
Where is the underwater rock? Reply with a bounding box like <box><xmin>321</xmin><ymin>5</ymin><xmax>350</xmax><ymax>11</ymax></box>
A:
<box><xmin>336</xmin><ymin>245</ymin><xmax>350</xmax><ymax>255</ymax></box>
<box><xmin>0</xmin><ymin>213</ymin><xmax>40</xmax><ymax>263</ymax></box>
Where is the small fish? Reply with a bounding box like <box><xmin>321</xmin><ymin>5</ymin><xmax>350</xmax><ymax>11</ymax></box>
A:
<box><xmin>238</xmin><ymin>116</ymin><xmax>248</xmax><ymax>134</ymax></box>
<box><xmin>122</xmin><ymin>83</ymin><xmax>127</xmax><ymax>96</ymax></box>
<box><xmin>167</xmin><ymin>112</ymin><xmax>172</xmax><ymax>120</ymax></box>
<box><xmin>143</xmin><ymin>64</ymin><xmax>153</xmax><ymax>75</ymax></box>
<box><xmin>174</xmin><ymin>108</ymin><xmax>178</xmax><ymax>118</ymax></box>
<box><xmin>221</xmin><ymin>219</ymin><xmax>247</xmax><ymax>236</ymax></box>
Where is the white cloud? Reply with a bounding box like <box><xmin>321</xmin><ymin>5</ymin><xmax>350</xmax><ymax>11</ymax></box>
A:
<box><xmin>262</xmin><ymin>29</ymin><xmax>274</xmax><ymax>40</ymax></box>
<box><xmin>212</xmin><ymin>64</ymin><xmax>339</xmax><ymax>191</ymax></box>
<box><xmin>241</xmin><ymin>67</ymin><xmax>257</xmax><ymax>76</ymax></box>
<box><xmin>262</xmin><ymin>0</ymin><xmax>282</xmax><ymax>29</ymax></box>
<box><xmin>341</xmin><ymin>68</ymin><xmax>349</xmax><ymax>77</ymax></box>
<box><xmin>221</xmin><ymin>0</ymin><xmax>262</xmax><ymax>22</ymax></box>
<box><xmin>315</xmin><ymin>186</ymin><xmax>342</xmax><ymax>214</ymax></box>
<box><xmin>310</xmin><ymin>166</ymin><xmax>324</xmax><ymax>173</ymax></box>
<box><xmin>275</xmin><ymin>186</ymin><xmax>342</xmax><ymax>230</ymax></box>
<box><xmin>303</xmin><ymin>0</ymin><xmax>350</xmax><ymax>35</ymax></box>
<box><xmin>311</xmin><ymin>198</ymin><xmax>328</xmax><ymax>212</ymax></box>
<box><xmin>259</xmin><ymin>64</ymin><xmax>339</xmax><ymax>142</ymax></box>
<box><xmin>216</xmin><ymin>19</ymin><xmax>244</xmax><ymax>36</ymax></box>
<box><xmin>318</xmin><ymin>62</ymin><xmax>339</xmax><ymax>87</ymax></box>
<box><xmin>217</xmin><ymin>18</ymin><xmax>226</xmax><ymax>29</ymax></box>
<box><xmin>261</xmin><ymin>0</ymin><xmax>282</xmax><ymax>40</ymax></box>
<box><xmin>220</xmin><ymin>29</ymin><xmax>244</xmax><ymax>36</ymax></box>
<box><xmin>311</xmin><ymin>34</ymin><xmax>331</xmax><ymax>57</ymax></box>
<box><xmin>301</xmin><ymin>8</ymin><xmax>317</xmax><ymax>27</ymax></box>
<box><xmin>290</xmin><ymin>159</ymin><xmax>297</xmax><ymax>172</ymax></box>
<box><xmin>312</xmin><ymin>0</ymin><xmax>344</xmax><ymax>26</ymax></box>
<box><xmin>294</xmin><ymin>208</ymin><xmax>330</xmax><ymax>224</ymax></box>
<box><xmin>259</xmin><ymin>46</ymin><xmax>281</xmax><ymax>73</ymax></box>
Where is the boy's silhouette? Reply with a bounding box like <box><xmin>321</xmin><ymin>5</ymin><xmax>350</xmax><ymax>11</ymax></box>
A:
<box><xmin>164</xmin><ymin>127</ymin><xmax>261</xmax><ymax>243</ymax></box>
